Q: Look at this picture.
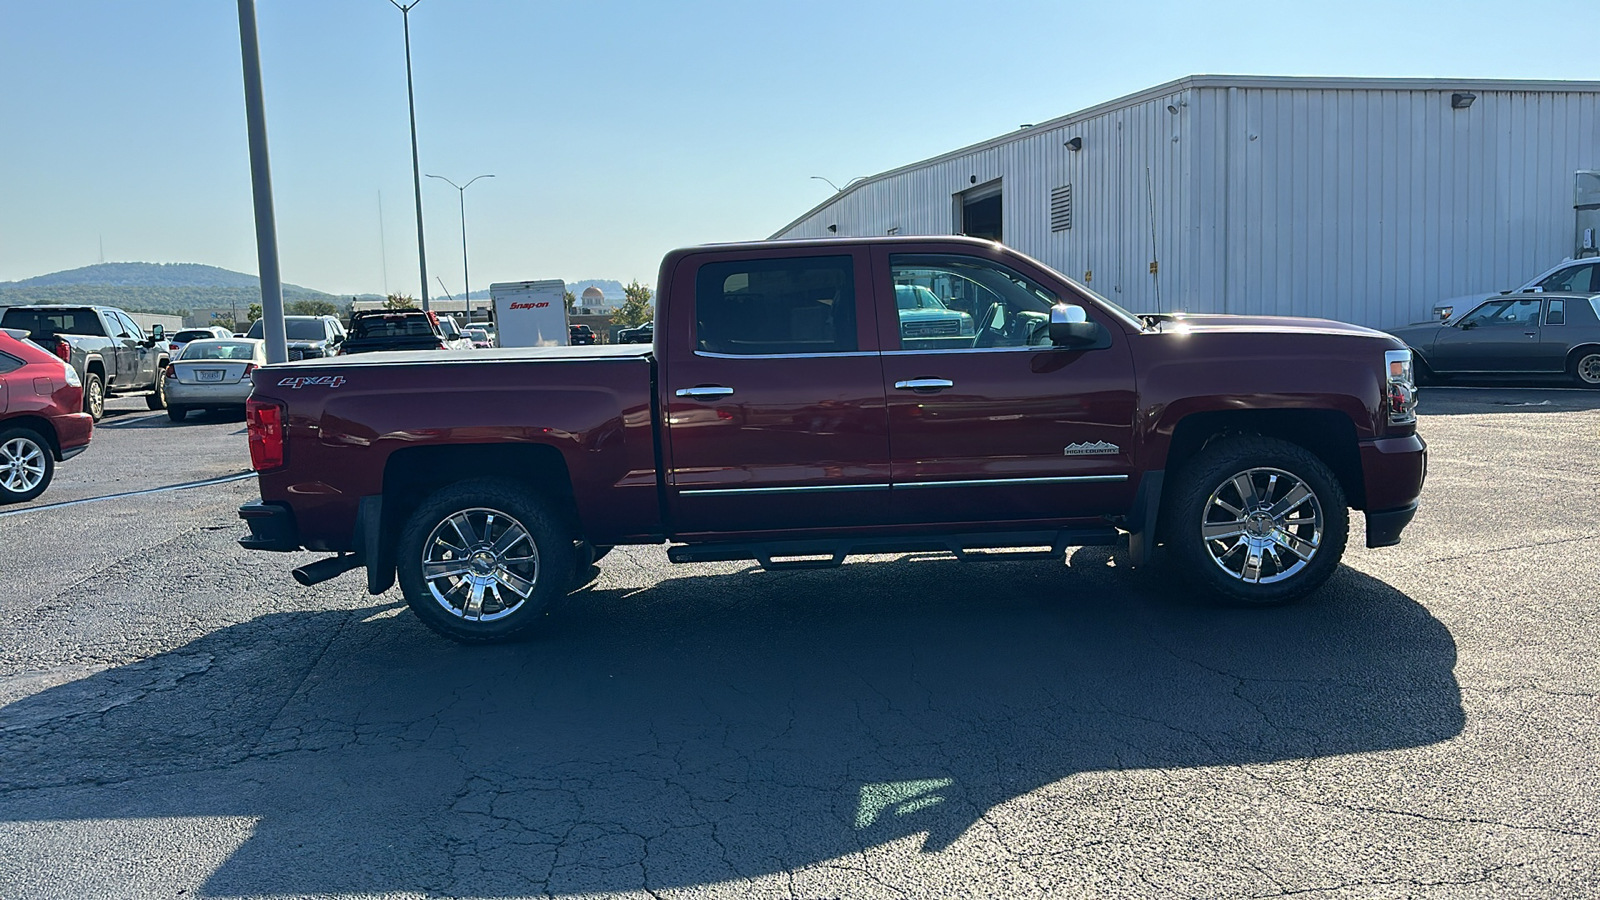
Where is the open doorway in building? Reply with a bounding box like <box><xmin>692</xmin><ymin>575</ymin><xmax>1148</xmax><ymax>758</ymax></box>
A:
<box><xmin>956</xmin><ymin>180</ymin><xmax>1002</xmax><ymax>242</ymax></box>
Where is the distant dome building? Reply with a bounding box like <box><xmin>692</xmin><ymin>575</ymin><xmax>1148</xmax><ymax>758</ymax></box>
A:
<box><xmin>581</xmin><ymin>286</ymin><xmax>606</xmax><ymax>304</ymax></box>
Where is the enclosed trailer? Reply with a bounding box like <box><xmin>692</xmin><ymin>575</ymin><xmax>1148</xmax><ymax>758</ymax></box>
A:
<box><xmin>490</xmin><ymin>280</ymin><xmax>568</xmax><ymax>348</ymax></box>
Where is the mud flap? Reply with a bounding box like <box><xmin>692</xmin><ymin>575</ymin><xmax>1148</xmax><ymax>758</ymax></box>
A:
<box><xmin>1125</xmin><ymin>470</ymin><xmax>1163</xmax><ymax>569</ymax></box>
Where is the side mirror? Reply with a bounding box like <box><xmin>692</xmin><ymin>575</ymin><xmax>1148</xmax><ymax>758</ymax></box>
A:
<box><xmin>1049</xmin><ymin>303</ymin><xmax>1099</xmax><ymax>347</ymax></box>
<box><xmin>1460</xmin><ymin>320</ymin><xmax>1477</xmax><ymax>330</ymax></box>
<box><xmin>150</xmin><ymin>324</ymin><xmax>164</xmax><ymax>341</ymax></box>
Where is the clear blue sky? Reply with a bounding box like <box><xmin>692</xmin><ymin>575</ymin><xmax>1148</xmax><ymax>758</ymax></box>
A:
<box><xmin>0</xmin><ymin>0</ymin><xmax>1592</xmax><ymax>295</ymax></box>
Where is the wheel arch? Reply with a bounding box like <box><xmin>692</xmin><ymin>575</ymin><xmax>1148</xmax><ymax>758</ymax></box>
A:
<box><xmin>373</xmin><ymin>443</ymin><xmax>580</xmax><ymax>593</ymax></box>
<box><xmin>1565</xmin><ymin>343</ymin><xmax>1600</xmax><ymax>371</ymax></box>
<box><xmin>1162</xmin><ymin>408</ymin><xmax>1365</xmax><ymax>510</ymax></box>
<box><xmin>0</xmin><ymin>415</ymin><xmax>61</xmax><ymax>459</ymax></box>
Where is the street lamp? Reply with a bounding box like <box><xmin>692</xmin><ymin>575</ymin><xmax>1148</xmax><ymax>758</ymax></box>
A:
<box><xmin>810</xmin><ymin>175</ymin><xmax>867</xmax><ymax>193</ymax></box>
<box><xmin>426</xmin><ymin>173</ymin><xmax>493</xmax><ymax>324</ymax></box>
<box><xmin>386</xmin><ymin>0</ymin><xmax>430</xmax><ymax>311</ymax></box>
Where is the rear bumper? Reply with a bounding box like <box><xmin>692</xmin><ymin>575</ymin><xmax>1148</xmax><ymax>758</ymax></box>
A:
<box><xmin>52</xmin><ymin>412</ymin><xmax>94</xmax><ymax>460</ymax></box>
<box><xmin>168</xmin><ymin>381</ymin><xmax>253</xmax><ymax>406</ymax></box>
<box><xmin>238</xmin><ymin>500</ymin><xmax>301</xmax><ymax>551</ymax></box>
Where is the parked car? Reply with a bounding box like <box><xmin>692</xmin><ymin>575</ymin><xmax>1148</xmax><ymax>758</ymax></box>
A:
<box><xmin>895</xmin><ymin>284</ymin><xmax>976</xmax><ymax>341</ymax></box>
<box><xmin>463</xmin><ymin>328</ymin><xmax>494</xmax><ymax>349</ymax></box>
<box><xmin>168</xmin><ymin>326</ymin><xmax>235</xmax><ymax>360</ymax></box>
<box><xmin>244</xmin><ymin>315</ymin><xmax>345</xmax><ymax>360</ymax></box>
<box><xmin>1389</xmin><ymin>293</ymin><xmax>1600</xmax><ymax>386</ymax></box>
<box><xmin>569</xmin><ymin>324</ymin><xmax>598</xmax><ymax>345</ymax></box>
<box><xmin>0</xmin><ymin>327</ymin><xmax>92</xmax><ymax>502</ymax></box>
<box><xmin>165</xmin><ymin>338</ymin><xmax>266</xmax><ymax>421</ymax></box>
<box><xmin>238</xmin><ymin>236</ymin><xmax>1425</xmax><ymax>644</ymax></box>
<box><xmin>435</xmin><ymin>316</ymin><xmax>475</xmax><ymax>351</ymax></box>
<box><xmin>616</xmin><ymin>321</ymin><xmax>653</xmax><ymax>344</ymax></box>
<box><xmin>0</xmin><ymin>304</ymin><xmax>170</xmax><ymax>419</ymax></box>
<box><xmin>1431</xmin><ymin>257</ymin><xmax>1600</xmax><ymax>321</ymax></box>
<box><xmin>339</xmin><ymin>309</ymin><xmax>452</xmax><ymax>355</ymax></box>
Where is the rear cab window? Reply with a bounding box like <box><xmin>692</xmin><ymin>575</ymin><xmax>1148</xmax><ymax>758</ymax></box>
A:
<box><xmin>0</xmin><ymin>308</ymin><xmax>107</xmax><ymax>337</ymax></box>
<box><xmin>695</xmin><ymin>256</ymin><xmax>858</xmax><ymax>356</ymax></box>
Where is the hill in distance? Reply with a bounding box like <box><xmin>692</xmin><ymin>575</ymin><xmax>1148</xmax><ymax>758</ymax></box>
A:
<box><xmin>1</xmin><ymin>262</ymin><xmax>324</xmax><ymax>294</ymax></box>
<box><xmin>0</xmin><ymin>262</ymin><xmax>335</xmax><ymax>317</ymax></box>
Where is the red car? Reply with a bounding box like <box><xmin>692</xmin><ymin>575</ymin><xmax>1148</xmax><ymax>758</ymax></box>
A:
<box><xmin>0</xmin><ymin>327</ymin><xmax>93</xmax><ymax>503</ymax></box>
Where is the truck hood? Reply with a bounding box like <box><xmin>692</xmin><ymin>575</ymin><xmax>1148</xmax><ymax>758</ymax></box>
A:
<box><xmin>1145</xmin><ymin>313</ymin><xmax>1392</xmax><ymax>339</ymax></box>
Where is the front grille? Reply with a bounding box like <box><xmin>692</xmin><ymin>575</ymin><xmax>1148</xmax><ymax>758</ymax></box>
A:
<box><xmin>288</xmin><ymin>349</ymin><xmax>305</xmax><ymax>361</ymax></box>
<box><xmin>902</xmin><ymin>318</ymin><xmax>961</xmax><ymax>338</ymax></box>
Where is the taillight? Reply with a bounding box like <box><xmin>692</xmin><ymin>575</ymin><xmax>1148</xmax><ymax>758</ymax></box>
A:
<box><xmin>246</xmin><ymin>398</ymin><xmax>285</xmax><ymax>471</ymax></box>
<box><xmin>165</xmin><ymin>364</ymin><xmax>177</xmax><ymax>378</ymax></box>
<box><xmin>243</xmin><ymin>363</ymin><xmax>257</xmax><ymax>375</ymax></box>
<box><xmin>53</xmin><ymin>339</ymin><xmax>70</xmax><ymax>362</ymax></box>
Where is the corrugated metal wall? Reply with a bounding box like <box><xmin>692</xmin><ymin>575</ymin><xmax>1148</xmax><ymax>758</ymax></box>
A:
<box><xmin>776</xmin><ymin>78</ymin><xmax>1600</xmax><ymax>330</ymax></box>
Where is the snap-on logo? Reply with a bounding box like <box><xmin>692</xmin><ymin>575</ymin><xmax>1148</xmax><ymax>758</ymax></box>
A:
<box><xmin>509</xmin><ymin>301</ymin><xmax>549</xmax><ymax>309</ymax></box>
<box><xmin>278</xmin><ymin>375</ymin><xmax>346</xmax><ymax>389</ymax></box>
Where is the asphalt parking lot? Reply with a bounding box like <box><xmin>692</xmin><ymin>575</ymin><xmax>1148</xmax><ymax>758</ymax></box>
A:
<box><xmin>1</xmin><ymin>388</ymin><xmax>1596</xmax><ymax>899</ymax></box>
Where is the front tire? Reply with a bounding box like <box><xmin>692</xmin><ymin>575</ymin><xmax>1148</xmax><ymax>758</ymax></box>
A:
<box><xmin>0</xmin><ymin>427</ymin><xmax>55</xmax><ymax>504</ymax></box>
<box><xmin>145</xmin><ymin>370</ymin><xmax>168</xmax><ymax>409</ymax></box>
<box><xmin>1166</xmin><ymin>435</ymin><xmax>1348</xmax><ymax>606</ymax></box>
<box><xmin>396</xmin><ymin>478</ymin><xmax>575</xmax><ymax>644</ymax></box>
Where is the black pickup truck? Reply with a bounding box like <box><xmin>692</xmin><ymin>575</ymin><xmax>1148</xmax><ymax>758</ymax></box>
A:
<box><xmin>0</xmin><ymin>305</ymin><xmax>170</xmax><ymax>419</ymax></box>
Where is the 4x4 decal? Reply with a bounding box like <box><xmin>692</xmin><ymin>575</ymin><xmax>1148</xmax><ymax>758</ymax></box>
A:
<box><xmin>278</xmin><ymin>375</ymin><xmax>346</xmax><ymax>389</ymax></box>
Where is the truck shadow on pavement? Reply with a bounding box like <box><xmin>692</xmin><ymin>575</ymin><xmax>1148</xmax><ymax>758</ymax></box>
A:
<box><xmin>0</xmin><ymin>549</ymin><xmax>1464</xmax><ymax>896</ymax></box>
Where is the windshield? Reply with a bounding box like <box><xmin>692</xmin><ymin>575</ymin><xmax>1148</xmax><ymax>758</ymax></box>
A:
<box><xmin>464</xmin><ymin>329</ymin><xmax>487</xmax><ymax>340</ymax></box>
<box><xmin>1</xmin><ymin>307</ymin><xmax>106</xmax><ymax>337</ymax></box>
<box><xmin>245</xmin><ymin>318</ymin><xmax>327</xmax><ymax>341</ymax></box>
<box><xmin>180</xmin><ymin>341</ymin><xmax>259</xmax><ymax>361</ymax></box>
<box><xmin>895</xmin><ymin>285</ymin><xmax>949</xmax><ymax>311</ymax></box>
<box><xmin>352</xmin><ymin>313</ymin><xmax>436</xmax><ymax>339</ymax></box>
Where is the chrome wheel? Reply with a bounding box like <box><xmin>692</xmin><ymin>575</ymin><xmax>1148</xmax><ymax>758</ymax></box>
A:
<box><xmin>1577</xmin><ymin>352</ymin><xmax>1600</xmax><ymax>386</ymax></box>
<box><xmin>1201</xmin><ymin>467</ymin><xmax>1324</xmax><ymax>584</ymax></box>
<box><xmin>421</xmin><ymin>507</ymin><xmax>540</xmax><ymax>622</ymax></box>
<box><xmin>0</xmin><ymin>436</ymin><xmax>47</xmax><ymax>494</ymax></box>
<box><xmin>85</xmin><ymin>375</ymin><xmax>104</xmax><ymax>419</ymax></box>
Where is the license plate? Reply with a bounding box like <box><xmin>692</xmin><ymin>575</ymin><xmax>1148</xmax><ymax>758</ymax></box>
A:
<box><xmin>196</xmin><ymin>369</ymin><xmax>225</xmax><ymax>382</ymax></box>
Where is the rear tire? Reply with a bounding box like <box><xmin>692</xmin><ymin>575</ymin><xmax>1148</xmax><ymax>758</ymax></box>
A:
<box><xmin>167</xmin><ymin>406</ymin><xmax>188</xmax><ymax>422</ymax></box>
<box><xmin>396</xmin><ymin>478</ymin><xmax>575</xmax><ymax>644</ymax></box>
<box><xmin>83</xmin><ymin>372</ymin><xmax>105</xmax><ymax>421</ymax></box>
<box><xmin>0</xmin><ymin>427</ymin><xmax>54</xmax><ymax>504</ymax></box>
<box><xmin>1165</xmin><ymin>435</ymin><xmax>1348</xmax><ymax>607</ymax></box>
<box><xmin>1571</xmin><ymin>349</ymin><xmax>1600</xmax><ymax>388</ymax></box>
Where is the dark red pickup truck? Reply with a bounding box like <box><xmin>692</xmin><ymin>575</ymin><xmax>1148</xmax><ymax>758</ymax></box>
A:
<box><xmin>239</xmin><ymin>237</ymin><xmax>1425</xmax><ymax>643</ymax></box>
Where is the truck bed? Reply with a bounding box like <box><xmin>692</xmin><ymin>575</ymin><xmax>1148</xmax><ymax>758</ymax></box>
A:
<box><xmin>249</xmin><ymin>342</ymin><xmax>661</xmax><ymax>553</ymax></box>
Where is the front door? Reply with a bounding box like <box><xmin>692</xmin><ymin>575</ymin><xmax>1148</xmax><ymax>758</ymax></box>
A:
<box><xmin>1432</xmin><ymin>297</ymin><xmax>1544</xmax><ymax>372</ymax></box>
<box><xmin>873</xmin><ymin>248</ymin><xmax>1138</xmax><ymax>526</ymax></box>
<box><xmin>661</xmin><ymin>249</ymin><xmax>890</xmax><ymax>538</ymax></box>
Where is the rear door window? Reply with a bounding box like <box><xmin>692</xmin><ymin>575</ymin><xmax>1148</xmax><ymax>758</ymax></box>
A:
<box><xmin>695</xmin><ymin>255</ymin><xmax>857</xmax><ymax>355</ymax></box>
<box><xmin>1546</xmin><ymin>299</ymin><xmax>1566</xmax><ymax>325</ymax></box>
<box><xmin>0</xmin><ymin>351</ymin><xmax>22</xmax><ymax>374</ymax></box>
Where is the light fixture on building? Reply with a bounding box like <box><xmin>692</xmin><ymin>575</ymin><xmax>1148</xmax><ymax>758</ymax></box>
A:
<box><xmin>1065</xmin><ymin>136</ymin><xmax>1083</xmax><ymax>151</ymax></box>
<box><xmin>1452</xmin><ymin>92</ymin><xmax>1476</xmax><ymax>109</ymax></box>
<box><xmin>1166</xmin><ymin>104</ymin><xmax>1178</xmax><ymax>114</ymax></box>
<box><xmin>886</xmin><ymin>226</ymin><xmax>900</xmax><ymax>236</ymax></box>
<box><xmin>826</xmin><ymin>223</ymin><xmax>837</xmax><ymax>233</ymax></box>
<box><xmin>1019</xmin><ymin>123</ymin><xmax>1034</xmax><ymax>129</ymax></box>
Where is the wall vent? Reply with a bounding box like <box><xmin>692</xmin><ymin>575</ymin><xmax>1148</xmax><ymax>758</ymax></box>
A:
<box><xmin>1050</xmin><ymin>184</ymin><xmax>1072</xmax><ymax>232</ymax></box>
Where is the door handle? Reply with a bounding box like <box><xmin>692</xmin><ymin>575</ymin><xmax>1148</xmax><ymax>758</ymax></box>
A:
<box><xmin>675</xmin><ymin>385</ymin><xmax>734</xmax><ymax>399</ymax></box>
<box><xmin>894</xmin><ymin>378</ymin><xmax>954</xmax><ymax>392</ymax></box>
<box><xmin>1525</xmin><ymin>331</ymin><xmax>1538</xmax><ymax>338</ymax></box>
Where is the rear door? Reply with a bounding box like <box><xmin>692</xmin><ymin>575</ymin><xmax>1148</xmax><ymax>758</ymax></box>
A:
<box><xmin>660</xmin><ymin>247</ymin><xmax>890</xmax><ymax>537</ymax></box>
<box><xmin>872</xmin><ymin>246</ymin><xmax>1139</xmax><ymax>526</ymax></box>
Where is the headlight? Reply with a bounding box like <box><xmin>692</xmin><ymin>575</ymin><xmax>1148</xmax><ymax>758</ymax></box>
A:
<box><xmin>61</xmin><ymin>361</ymin><xmax>81</xmax><ymax>387</ymax></box>
<box><xmin>1385</xmin><ymin>348</ymin><xmax>1417</xmax><ymax>425</ymax></box>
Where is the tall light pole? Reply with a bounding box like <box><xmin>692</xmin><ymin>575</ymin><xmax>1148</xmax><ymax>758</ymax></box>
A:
<box><xmin>426</xmin><ymin>173</ymin><xmax>493</xmax><ymax>324</ymax></box>
<box><xmin>388</xmin><ymin>0</ymin><xmax>430</xmax><ymax>311</ymax></box>
<box><xmin>236</xmin><ymin>0</ymin><xmax>286</xmax><ymax>364</ymax></box>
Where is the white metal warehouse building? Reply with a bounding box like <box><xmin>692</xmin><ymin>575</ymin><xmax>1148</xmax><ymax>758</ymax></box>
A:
<box><xmin>772</xmin><ymin>75</ymin><xmax>1600</xmax><ymax>330</ymax></box>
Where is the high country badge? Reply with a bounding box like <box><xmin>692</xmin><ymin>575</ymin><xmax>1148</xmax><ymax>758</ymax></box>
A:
<box><xmin>1064</xmin><ymin>441</ymin><xmax>1120</xmax><ymax>456</ymax></box>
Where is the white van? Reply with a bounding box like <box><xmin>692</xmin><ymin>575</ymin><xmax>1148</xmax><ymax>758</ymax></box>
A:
<box><xmin>490</xmin><ymin>280</ymin><xmax>568</xmax><ymax>348</ymax></box>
